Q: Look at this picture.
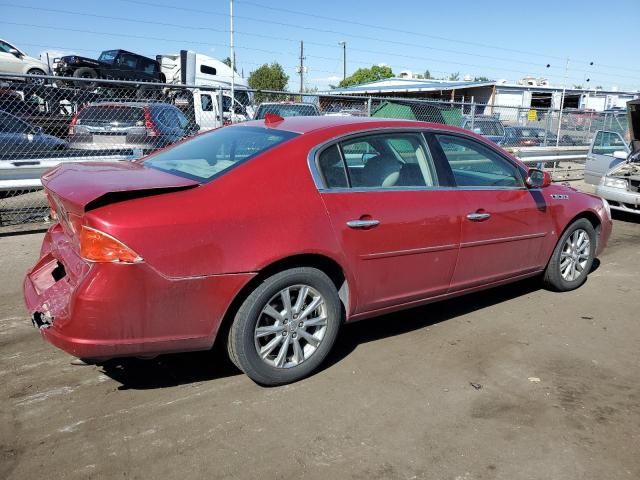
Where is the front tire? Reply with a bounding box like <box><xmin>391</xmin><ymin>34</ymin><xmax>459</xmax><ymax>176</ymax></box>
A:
<box><xmin>26</xmin><ymin>68</ymin><xmax>47</xmax><ymax>85</ymax></box>
<box><xmin>72</xmin><ymin>67</ymin><xmax>98</xmax><ymax>88</ymax></box>
<box><xmin>543</xmin><ymin>218</ymin><xmax>596</xmax><ymax>291</ymax></box>
<box><xmin>227</xmin><ymin>267</ymin><xmax>342</xmax><ymax>386</ymax></box>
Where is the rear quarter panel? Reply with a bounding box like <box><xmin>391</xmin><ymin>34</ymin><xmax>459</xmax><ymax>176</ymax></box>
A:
<box><xmin>85</xmin><ymin>134</ymin><xmax>347</xmax><ymax>279</ymax></box>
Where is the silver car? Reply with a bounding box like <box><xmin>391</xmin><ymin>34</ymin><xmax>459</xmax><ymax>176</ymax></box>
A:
<box><xmin>68</xmin><ymin>102</ymin><xmax>199</xmax><ymax>154</ymax></box>
<box><xmin>586</xmin><ymin>129</ymin><xmax>639</xmax><ymax>215</ymax></box>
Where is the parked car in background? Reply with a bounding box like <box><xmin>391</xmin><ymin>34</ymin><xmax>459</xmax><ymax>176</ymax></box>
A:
<box><xmin>460</xmin><ymin>115</ymin><xmax>505</xmax><ymax>144</ymax></box>
<box><xmin>502</xmin><ymin>126</ymin><xmax>577</xmax><ymax>147</ymax></box>
<box><xmin>68</xmin><ymin>102</ymin><xmax>198</xmax><ymax>154</ymax></box>
<box><xmin>584</xmin><ymin>130</ymin><xmax>630</xmax><ymax>185</ymax></box>
<box><xmin>0</xmin><ymin>39</ymin><xmax>50</xmax><ymax>84</ymax></box>
<box><xmin>55</xmin><ymin>50</ymin><xmax>165</xmax><ymax>88</ymax></box>
<box><xmin>0</xmin><ymin>109</ymin><xmax>66</xmax><ymax>159</ymax></box>
<box><xmin>253</xmin><ymin>102</ymin><xmax>320</xmax><ymax>119</ymax></box>
<box><xmin>25</xmin><ymin>116</ymin><xmax>611</xmax><ymax>385</ymax></box>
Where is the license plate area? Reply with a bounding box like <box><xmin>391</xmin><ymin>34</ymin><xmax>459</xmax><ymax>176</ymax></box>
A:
<box><xmin>30</xmin><ymin>258</ymin><xmax>67</xmax><ymax>295</ymax></box>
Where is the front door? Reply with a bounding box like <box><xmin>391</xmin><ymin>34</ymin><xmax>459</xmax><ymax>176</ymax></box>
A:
<box><xmin>585</xmin><ymin>130</ymin><xmax>629</xmax><ymax>184</ymax></box>
<box><xmin>430</xmin><ymin>133</ymin><xmax>553</xmax><ymax>291</ymax></box>
<box><xmin>315</xmin><ymin>131</ymin><xmax>462</xmax><ymax>314</ymax></box>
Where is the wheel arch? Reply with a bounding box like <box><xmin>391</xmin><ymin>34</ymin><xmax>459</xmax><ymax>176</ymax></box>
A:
<box><xmin>566</xmin><ymin>209</ymin><xmax>602</xmax><ymax>246</ymax></box>
<box><xmin>212</xmin><ymin>253</ymin><xmax>351</xmax><ymax>349</ymax></box>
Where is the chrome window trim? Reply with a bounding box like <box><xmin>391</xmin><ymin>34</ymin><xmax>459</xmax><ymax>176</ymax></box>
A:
<box><xmin>307</xmin><ymin>126</ymin><xmax>528</xmax><ymax>193</ymax></box>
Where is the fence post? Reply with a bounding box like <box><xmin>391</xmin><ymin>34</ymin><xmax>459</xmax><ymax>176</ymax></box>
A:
<box><xmin>367</xmin><ymin>96</ymin><xmax>372</xmax><ymax>117</ymax></box>
<box><xmin>470</xmin><ymin>103</ymin><xmax>476</xmax><ymax>131</ymax></box>
<box><xmin>543</xmin><ymin>108</ymin><xmax>552</xmax><ymax>146</ymax></box>
<box><xmin>217</xmin><ymin>89</ymin><xmax>224</xmax><ymax>127</ymax></box>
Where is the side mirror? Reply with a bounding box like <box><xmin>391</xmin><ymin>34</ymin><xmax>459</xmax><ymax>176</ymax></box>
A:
<box><xmin>525</xmin><ymin>168</ymin><xmax>551</xmax><ymax>188</ymax></box>
<box><xmin>8</xmin><ymin>48</ymin><xmax>22</xmax><ymax>58</ymax></box>
<box><xmin>613</xmin><ymin>150</ymin><xmax>629</xmax><ymax>160</ymax></box>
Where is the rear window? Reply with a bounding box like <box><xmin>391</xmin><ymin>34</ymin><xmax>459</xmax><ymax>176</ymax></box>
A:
<box><xmin>77</xmin><ymin>106</ymin><xmax>144</xmax><ymax>127</ymax></box>
<box><xmin>255</xmin><ymin>104</ymin><xmax>318</xmax><ymax>119</ymax></box>
<box><xmin>143</xmin><ymin>126</ymin><xmax>298</xmax><ymax>182</ymax></box>
<box><xmin>466</xmin><ymin>120</ymin><xmax>504</xmax><ymax>136</ymax></box>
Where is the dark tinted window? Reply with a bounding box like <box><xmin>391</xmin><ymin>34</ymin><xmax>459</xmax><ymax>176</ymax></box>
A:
<box><xmin>201</xmin><ymin>94</ymin><xmax>213</xmax><ymax>112</ymax></box>
<box><xmin>0</xmin><ymin>112</ymin><xmax>31</xmax><ymax>133</ymax></box>
<box><xmin>255</xmin><ymin>104</ymin><xmax>318</xmax><ymax>119</ymax></box>
<box><xmin>98</xmin><ymin>50</ymin><xmax>118</xmax><ymax>63</ymax></box>
<box><xmin>318</xmin><ymin>145</ymin><xmax>348</xmax><ymax>188</ymax></box>
<box><xmin>138</xmin><ymin>58</ymin><xmax>158</xmax><ymax>74</ymax></box>
<box><xmin>77</xmin><ymin>106</ymin><xmax>144</xmax><ymax>127</ymax></box>
<box><xmin>200</xmin><ymin>65</ymin><xmax>217</xmax><ymax>75</ymax></box>
<box><xmin>144</xmin><ymin>126</ymin><xmax>298</xmax><ymax>182</ymax></box>
<box><xmin>436</xmin><ymin>134</ymin><xmax>522</xmax><ymax>187</ymax></box>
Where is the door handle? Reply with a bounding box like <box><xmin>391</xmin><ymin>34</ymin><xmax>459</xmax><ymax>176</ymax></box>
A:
<box><xmin>346</xmin><ymin>219</ymin><xmax>380</xmax><ymax>229</ymax></box>
<box><xmin>466</xmin><ymin>212</ymin><xmax>491</xmax><ymax>221</ymax></box>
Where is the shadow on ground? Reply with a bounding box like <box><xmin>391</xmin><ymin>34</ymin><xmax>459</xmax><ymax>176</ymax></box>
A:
<box><xmin>100</xmin><ymin>276</ymin><xmax>544</xmax><ymax>390</ymax></box>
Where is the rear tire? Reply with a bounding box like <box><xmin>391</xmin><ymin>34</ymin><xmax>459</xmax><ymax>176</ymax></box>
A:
<box><xmin>73</xmin><ymin>67</ymin><xmax>98</xmax><ymax>88</ymax></box>
<box><xmin>543</xmin><ymin>218</ymin><xmax>596</xmax><ymax>291</ymax></box>
<box><xmin>227</xmin><ymin>267</ymin><xmax>342</xmax><ymax>386</ymax></box>
<box><xmin>26</xmin><ymin>68</ymin><xmax>47</xmax><ymax>85</ymax></box>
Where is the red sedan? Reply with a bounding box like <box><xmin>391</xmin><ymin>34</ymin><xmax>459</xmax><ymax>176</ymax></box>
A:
<box><xmin>24</xmin><ymin>116</ymin><xmax>612</xmax><ymax>385</ymax></box>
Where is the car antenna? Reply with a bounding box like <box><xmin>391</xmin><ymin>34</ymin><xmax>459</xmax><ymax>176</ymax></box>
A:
<box><xmin>264</xmin><ymin>113</ymin><xmax>284</xmax><ymax>125</ymax></box>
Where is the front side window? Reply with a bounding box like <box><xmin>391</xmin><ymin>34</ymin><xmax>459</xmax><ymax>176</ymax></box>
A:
<box><xmin>592</xmin><ymin>131</ymin><xmax>627</xmax><ymax>156</ymax></box>
<box><xmin>317</xmin><ymin>132</ymin><xmax>438</xmax><ymax>189</ymax></box>
<box><xmin>0</xmin><ymin>41</ymin><xmax>14</xmax><ymax>53</ymax></box>
<box><xmin>143</xmin><ymin>126</ymin><xmax>298</xmax><ymax>182</ymax></box>
<box><xmin>98</xmin><ymin>51</ymin><xmax>118</xmax><ymax>64</ymax></box>
<box><xmin>201</xmin><ymin>94</ymin><xmax>213</xmax><ymax>112</ymax></box>
<box><xmin>436</xmin><ymin>134</ymin><xmax>523</xmax><ymax>188</ymax></box>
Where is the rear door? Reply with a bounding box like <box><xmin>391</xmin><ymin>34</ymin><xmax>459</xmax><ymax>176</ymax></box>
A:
<box><xmin>585</xmin><ymin>130</ymin><xmax>630</xmax><ymax>184</ymax></box>
<box><xmin>315</xmin><ymin>131</ymin><xmax>462</xmax><ymax>314</ymax></box>
<box><xmin>429</xmin><ymin>132</ymin><xmax>553</xmax><ymax>290</ymax></box>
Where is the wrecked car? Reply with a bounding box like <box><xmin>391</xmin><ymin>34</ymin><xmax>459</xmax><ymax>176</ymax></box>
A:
<box><xmin>24</xmin><ymin>116</ymin><xmax>611</xmax><ymax>386</ymax></box>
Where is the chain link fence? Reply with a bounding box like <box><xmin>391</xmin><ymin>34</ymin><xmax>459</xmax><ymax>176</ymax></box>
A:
<box><xmin>0</xmin><ymin>72</ymin><xmax>630</xmax><ymax>231</ymax></box>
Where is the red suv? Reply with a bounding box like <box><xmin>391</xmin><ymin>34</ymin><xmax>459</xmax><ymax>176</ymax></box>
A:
<box><xmin>24</xmin><ymin>116</ymin><xmax>612</xmax><ymax>385</ymax></box>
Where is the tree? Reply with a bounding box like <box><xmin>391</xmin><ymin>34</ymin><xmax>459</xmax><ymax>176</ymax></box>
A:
<box><xmin>424</xmin><ymin>69</ymin><xmax>433</xmax><ymax>79</ymax></box>
<box><xmin>448</xmin><ymin>72</ymin><xmax>460</xmax><ymax>81</ymax></box>
<box><xmin>473</xmin><ymin>76</ymin><xmax>491</xmax><ymax>82</ymax></box>
<box><xmin>248</xmin><ymin>63</ymin><xmax>289</xmax><ymax>102</ymax></box>
<box><xmin>338</xmin><ymin>65</ymin><xmax>393</xmax><ymax>88</ymax></box>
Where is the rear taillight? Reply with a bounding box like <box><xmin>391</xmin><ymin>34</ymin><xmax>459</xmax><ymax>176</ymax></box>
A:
<box><xmin>69</xmin><ymin>113</ymin><xmax>79</xmax><ymax>135</ymax></box>
<box><xmin>79</xmin><ymin>226</ymin><xmax>143</xmax><ymax>263</ymax></box>
<box><xmin>144</xmin><ymin>108</ymin><xmax>160</xmax><ymax>137</ymax></box>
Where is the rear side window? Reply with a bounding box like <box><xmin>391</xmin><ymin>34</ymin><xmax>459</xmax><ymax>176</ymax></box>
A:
<box><xmin>77</xmin><ymin>106</ymin><xmax>144</xmax><ymax>127</ymax></box>
<box><xmin>143</xmin><ymin>126</ymin><xmax>298</xmax><ymax>182</ymax></box>
<box><xmin>317</xmin><ymin>133</ymin><xmax>438</xmax><ymax>189</ymax></box>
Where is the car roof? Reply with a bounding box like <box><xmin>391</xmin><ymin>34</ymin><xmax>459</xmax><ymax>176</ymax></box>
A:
<box><xmin>234</xmin><ymin>115</ymin><xmax>477</xmax><ymax>136</ymax></box>
<box><xmin>85</xmin><ymin>101</ymin><xmax>175</xmax><ymax>108</ymax></box>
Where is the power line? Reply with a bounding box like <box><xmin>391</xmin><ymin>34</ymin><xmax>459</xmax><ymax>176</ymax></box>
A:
<box><xmin>235</xmin><ymin>0</ymin><xmax>640</xmax><ymax>77</ymax></box>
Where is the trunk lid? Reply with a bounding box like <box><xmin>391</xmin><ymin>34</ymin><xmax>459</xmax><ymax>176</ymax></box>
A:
<box><xmin>42</xmin><ymin>161</ymin><xmax>199</xmax><ymax>215</ymax></box>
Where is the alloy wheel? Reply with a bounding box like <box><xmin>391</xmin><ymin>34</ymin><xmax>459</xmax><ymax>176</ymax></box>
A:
<box><xmin>560</xmin><ymin>228</ymin><xmax>591</xmax><ymax>281</ymax></box>
<box><xmin>254</xmin><ymin>285</ymin><xmax>328</xmax><ymax>369</ymax></box>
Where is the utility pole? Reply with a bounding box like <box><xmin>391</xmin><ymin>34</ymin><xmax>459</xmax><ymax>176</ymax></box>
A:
<box><xmin>556</xmin><ymin>57</ymin><xmax>569</xmax><ymax>147</ymax></box>
<box><xmin>338</xmin><ymin>41</ymin><xmax>346</xmax><ymax>81</ymax></box>
<box><xmin>299</xmin><ymin>40</ymin><xmax>305</xmax><ymax>94</ymax></box>
<box><xmin>230</xmin><ymin>0</ymin><xmax>235</xmax><ymax>122</ymax></box>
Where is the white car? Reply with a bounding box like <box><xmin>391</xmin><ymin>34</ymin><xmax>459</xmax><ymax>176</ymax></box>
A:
<box><xmin>0</xmin><ymin>39</ymin><xmax>50</xmax><ymax>84</ymax></box>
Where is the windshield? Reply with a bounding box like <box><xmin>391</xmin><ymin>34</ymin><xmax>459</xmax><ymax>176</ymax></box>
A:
<box><xmin>255</xmin><ymin>104</ymin><xmax>318</xmax><ymax>119</ymax></box>
<box><xmin>143</xmin><ymin>126</ymin><xmax>298</xmax><ymax>182</ymax></box>
<box><xmin>98</xmin><ymin>50</ymin><xmax>118</xmax><ymax>64</ymax></box>
<box><xmin>470</xmin><ymin>121</ymin><xmax>505</xmax><ymax>136</ymax></box>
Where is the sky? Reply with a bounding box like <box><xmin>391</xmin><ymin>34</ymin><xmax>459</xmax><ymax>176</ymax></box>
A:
<box><xmin>2</xmin><ymin>0</ymin><xmax>640</xmax><ymax>91</ymax></box>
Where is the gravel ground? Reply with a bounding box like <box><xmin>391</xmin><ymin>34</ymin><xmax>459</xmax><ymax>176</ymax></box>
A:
<box><xmin>1</xmin><ymin>211</ymin><xmax>639</xmax><ymax>480</ymax></box>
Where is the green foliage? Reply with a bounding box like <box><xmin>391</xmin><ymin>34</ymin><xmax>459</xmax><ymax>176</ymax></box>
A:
<box><xmin>338</xmin><ymin>65</ymin><xmax>394</xmax><ymax>88</ymax></box>
<box><xmin>248</xmin><ymin>63</ymin><xmax>289</xmax><ymax>102</ymax></box>
<box><xmin>424</xmin><ymin>69</ymin><xmax>433</xmax><ymax>79</ymax></box>
<box><xmin>448</xmin><ymin>72</ymin><xmax>460</xmax><ymax>81</ymax></box>
<box><xmin>473</xmin><ymin>76</ymin><xmax>492</xmax><ymax>82</ymax></box>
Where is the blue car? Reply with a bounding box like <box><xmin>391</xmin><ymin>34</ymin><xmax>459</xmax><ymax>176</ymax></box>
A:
<box><xmin>0</xmin><ymin>110</ymin><xmax>67</xmax><ymax>159</ymax></box>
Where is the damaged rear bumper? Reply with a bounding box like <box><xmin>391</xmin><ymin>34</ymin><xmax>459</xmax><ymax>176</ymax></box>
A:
<box><xmin>23</xmin><ymin>223</ymin><xmax>255</xmax><ymax>360</ymax></box>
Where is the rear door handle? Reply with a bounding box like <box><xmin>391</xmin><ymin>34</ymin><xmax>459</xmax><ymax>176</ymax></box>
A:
<box><xmin>466</xmin><ymin>212</ymin><xmax>491</xmax><ymax>221</ymax></box>
<box><xmin>346</xmin><ymin>219</ymin><xmax>380</xmax><ymax>229</ymax></box>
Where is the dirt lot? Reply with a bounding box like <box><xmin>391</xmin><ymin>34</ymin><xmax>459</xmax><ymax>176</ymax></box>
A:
<box><xmin>1</xmin><ymin>212</ymin><xmax>639</xmax><ymax>480</ymax></box>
